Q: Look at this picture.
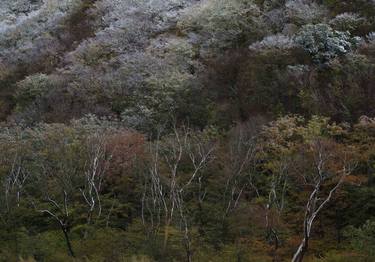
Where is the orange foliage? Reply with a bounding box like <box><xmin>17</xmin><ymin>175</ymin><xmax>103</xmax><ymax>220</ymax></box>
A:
<box><xmin>105</xmin><ymin>130</ymin><xmax>146</xmax><ymax>182</ymax></box>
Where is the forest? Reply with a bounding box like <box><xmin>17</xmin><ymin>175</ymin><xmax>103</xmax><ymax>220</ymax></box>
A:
<box><xmin>0</xmin><ymin>0</ymin><xmax>375</xmax><ymax>261</ymax></box>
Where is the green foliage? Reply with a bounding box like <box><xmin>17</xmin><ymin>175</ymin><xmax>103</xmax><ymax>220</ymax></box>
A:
<box><xmin>344</xmin><ymin>220</ymin><xmax>375</xmax><ymax>259</ymax></box>
<box><xmin>14</xmin><ymin>74</ymin><xmax>53</xmax><ymax>111</ymax></box>
<box><xmin>312</xmin><ymin>251</ymin><xmax>364</xmax><ymax>262</ymax></box>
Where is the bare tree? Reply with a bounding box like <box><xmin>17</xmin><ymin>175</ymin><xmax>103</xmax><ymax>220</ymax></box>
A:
<box><xmin>262</xmin><ymin>154</ymin><xmax>290</xmax><ymax>255</ymax></box>
<box><xmin>222</xmin><ymin>120</ymin><xmax>265</xmax><ymax>218</ymax></box>
<box><xmin>80</xmin><ymin>132</ymin><xmax>112</xmax><ymax>238</ymax></box>
<box><xmin>34</xmin><ymin>190</ymin><xmax>75</xmax><ymax>257</ymax></box>
<box><xmin>142</xmin><ymin>125</ymin><xmax>215</xmax><ymax>260</ymax></box>
<box><xmin>27</xmin><ymin>154</ymin><xmax>78</xmax><ymax>258</ymax></box>
<box><xmin>292</xmin><ymin>140</ymin><xmax>356</xmax><ymax>262</ymax></box>
<box><xmin>4</xmin><ymin>154</ymin><xmax>30</xmax><ymax>210</ymax></box>
<box><xmin>222</xmin><ymin>120</ymin><xmax>287</xmax><ymax>254</ymax></box>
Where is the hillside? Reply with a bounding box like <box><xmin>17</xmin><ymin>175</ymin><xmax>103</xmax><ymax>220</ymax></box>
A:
<box><xmin>0</xmin><ymin>0</ymin><xmax>375</xmax><ymax>261</ymax></box>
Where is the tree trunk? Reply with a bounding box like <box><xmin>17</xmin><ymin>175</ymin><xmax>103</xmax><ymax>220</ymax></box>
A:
<box><xmin>61</xmin><ymin>226</ymin><xmax>75</xmax><ymax>257</ymax></box>
<box><xmin>163</xmin><ymin>221</ymin><xmax>170</xmax><ymax>250</ymax></box>
<box><xmin>84</xmin><ymin>210</ymin><xmax>93</xmax><ymax>239</ymax></box>
<box><xmin>292</xmin><ymin>237</ymin><xmax>308</xmax><ymax>262</ymax></box>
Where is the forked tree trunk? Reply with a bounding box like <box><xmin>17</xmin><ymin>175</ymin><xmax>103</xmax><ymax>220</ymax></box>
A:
<box><xmin>292</xmin><ymin>173</ymin><xmax>347</xmax><ymax>262</ymax></box>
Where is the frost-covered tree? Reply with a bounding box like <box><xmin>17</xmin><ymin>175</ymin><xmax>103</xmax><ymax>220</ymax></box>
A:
<box><xmin>178</xmin><ymin>0</ymin><xmax>265</xmax><ymax>53</ymax></box>
<box><xmin>249</xmin><ymin>34</ymin><xmax>297</xmax><ymax>51</ymax></box>
<box><xmin>285</xmin><ymin>0</ymin><xmax>328</xmax><ymax>25</ymax></box>
<box><xmin>295</xmin><ymin>23</ymin><xmax>361</xmax><ymax>63</ymax></box>
<box><xmin>0</xmin><ymin>0</ymin><xmax>98</xmax><ymax>81</ymax></box>
<box><xmin>329</xmin><ymin>12</ymin><xmax>366</xmax><ymax>33</ymax></box>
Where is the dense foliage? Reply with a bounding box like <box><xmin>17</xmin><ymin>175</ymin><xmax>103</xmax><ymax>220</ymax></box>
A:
<box><xmin>1</xmin><ymin>0</ymin><xmax>375</xmax><ymax>261</ymax></box>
